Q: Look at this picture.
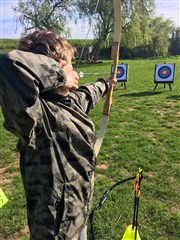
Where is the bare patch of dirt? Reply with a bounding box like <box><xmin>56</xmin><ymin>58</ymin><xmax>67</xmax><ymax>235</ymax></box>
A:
<box><xmin>151</xmin><ymin>108</ymin><xmax>165</xmax><ymax>116</ymax></box>
<box><xmin>146</xmin><ymin>132</ymin><xmax>157</xmax><ymax>142</ymax></box>
<box><xmin>96</xmin><ymin>161</ymin><xmax>109</xmax><ymax>170</ymax></box>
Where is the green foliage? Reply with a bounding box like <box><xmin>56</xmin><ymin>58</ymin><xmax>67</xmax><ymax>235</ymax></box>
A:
<box><xmin>170</xmin><ymin>27</ymin><xmax>180</xmax><ymax>55</ymax></box>
<box><xmin>77</xmin><ymin>0</ymin><xmax>156</xmax><ymax>60</ymax></box>
<box><xmin>2</xmin><ymin>0</ymin><xmax>179</xmax><ymax>57</ymax></box>
<box><xmin>151</xmin><ymin>17</ymin><xmax>175</xmax><ymax>57</ymax></box>
<box><xmin>121</xmin><ymin>0</ymin><xmax>155</xmax><ymax>49</ymax></box>
<box><xmin>13</xmin><ymin>0</ymin><xmax>77</xmax><ymax>36</ymax></box>
<box><xmin>0</xmin><ymin>57</ymin><xmax>180</xmax><ymax>239</ymax></box>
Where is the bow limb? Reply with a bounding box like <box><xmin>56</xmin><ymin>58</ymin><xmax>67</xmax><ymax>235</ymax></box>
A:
<box><xmin>103</xmin><ymin>0</ymin><xmax>121</xmax><ymax>116</ymax></box>
<box><xmin>94</xmin><ymin>0</ymin><xmax>122</xmax><ymax>157</ymax></box>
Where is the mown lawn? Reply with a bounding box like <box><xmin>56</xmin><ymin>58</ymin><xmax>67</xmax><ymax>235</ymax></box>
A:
<box><xmin>0</xmin><ymin>56</ymin><xmax>180</xmax><ymax>240</ymax></box>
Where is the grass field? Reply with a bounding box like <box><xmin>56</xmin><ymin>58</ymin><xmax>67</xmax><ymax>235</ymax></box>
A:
<box><xmin>0</xmin><ymin>38</ymin><xmax>94</xmax><ymax>54</ymax></box>
<box><xmin>0</xmin><ymin>56</ymin><xmax>180</xmax><ymax>240</ymax></box>
<box><xmin>0</xmin><ymin>39</ymin><xmax>19</xmax><ymax>53</ymax></box>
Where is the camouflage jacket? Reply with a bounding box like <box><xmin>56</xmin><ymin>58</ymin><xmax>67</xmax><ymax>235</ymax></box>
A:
<box><xmin>0</xmin><ymin>50</ymin><xmax>108</xmax><ymax>239</ymax></box>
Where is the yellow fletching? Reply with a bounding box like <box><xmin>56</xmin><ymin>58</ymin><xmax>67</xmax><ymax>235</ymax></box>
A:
<box><xmin>0</xmin><ymin>188</ymin><xmax>8</xmax><ymax>208</ymax></box>
<box><xmin>121</xmin><ymin>225</ymin><xmax>141</xmax><ymax>240</ymax></box>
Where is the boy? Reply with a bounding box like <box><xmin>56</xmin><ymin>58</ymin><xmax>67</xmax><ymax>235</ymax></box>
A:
<box><xmin>0</xmin><ymin>30</ymin><xmax>116</xmax><ymax>240</ymax></box>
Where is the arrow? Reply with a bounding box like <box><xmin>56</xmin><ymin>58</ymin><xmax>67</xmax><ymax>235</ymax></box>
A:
<box><xmin>78</xmin><ymin>71</ymin><xmax>110</xmax><ymax>78</ymax></box>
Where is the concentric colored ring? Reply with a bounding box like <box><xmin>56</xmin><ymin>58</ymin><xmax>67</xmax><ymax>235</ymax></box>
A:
<box><xmin>158</xmin><ymin>66</ymin><xmax>171</xmax><ymax>79</ymax></box>
<box><xmin>117</xmin><ymin>66</ymin><xmax>125</xmax><ymax>78</ymax></box>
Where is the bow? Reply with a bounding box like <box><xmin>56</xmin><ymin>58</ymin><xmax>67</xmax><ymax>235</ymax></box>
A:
<box><xmin>94</xmin><ymin>0</ymin><xmax>122</xmax><ymax>157</ymax></box>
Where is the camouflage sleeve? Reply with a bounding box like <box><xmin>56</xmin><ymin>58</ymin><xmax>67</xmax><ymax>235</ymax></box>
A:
<box><xmin>8</xmin><ymin>50</ymin><xmax>67</xmax><ymax>92</ymax></box>
<box><xmin>71</xmin><ymin>78</ymin><xmax>108</xmax><ymax>114</ymax></box>
<box><xmin>0</xmin><ymin>50</ymin><xmax>66</xmax><ymax>146</ymax></box>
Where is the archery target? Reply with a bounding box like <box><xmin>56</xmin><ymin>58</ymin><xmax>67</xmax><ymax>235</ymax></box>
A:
<box><xmin>154</xmin><ymin>64</ymin><xmax>175</xmax><ymax>83</ymax></box>
<box><xmin>111</xmin><ymin>64</ymin><xmax>128</xmax><ymax>81</ymax></box>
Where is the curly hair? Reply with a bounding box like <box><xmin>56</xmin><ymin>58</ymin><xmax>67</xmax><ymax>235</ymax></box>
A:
<box><xmin>17</xmin><ymin>30</ymin><xmax>76</xmax><ymax>62</ymax></box>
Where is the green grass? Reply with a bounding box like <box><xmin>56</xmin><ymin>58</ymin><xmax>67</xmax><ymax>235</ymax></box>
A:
<box><xmin>0</xmin><ymin>39</ymin><xmax>19</xmax><ymax>53</ymax></box>
<box><xmin>0</xmin><ymin>38</ymin><xmax>94</xmax><ymax>54</ymax></box>
<box><xmin>0</xmin><ymin>57</ymin><xmax>180</xmax><ymax>239</ymax></box>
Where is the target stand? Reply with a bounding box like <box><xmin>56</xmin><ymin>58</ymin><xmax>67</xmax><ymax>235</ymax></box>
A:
<box><xmin>153</xmin><ymin>63</ymin><xmax>175</xmax><ymax>91</ymax></box>
<box><xmin>111</xmin><ymin>63</ymin><xmax>128</xmax><ymax>89</ymax></box>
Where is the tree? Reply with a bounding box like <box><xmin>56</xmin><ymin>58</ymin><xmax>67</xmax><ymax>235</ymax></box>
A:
<box><xmin>75</xmin><ymin>0</ymin><xmax>113</xmax><ymax>61</ymax></box>
<box><xmin>15</xmin><ymin>0</ymin><xmax>175</xmax><ymax>59</ymax></box>
<box><xmin>77</xmin><ymin>0</ymin><xmax>155</xmax><ymax>61</ymax></box>
<box><xmin>13</xmin><ymin>0</ymin><xmax>77</xmax><ymax>37</ymax></box>
<box><xmin>150</xmin><ymin>17</ymin><xmax>175</xmax><ymax>57</ymax></box>
<box><xmin>121</xmin><ymin>0</ymin><xmax>155</xmax><ymax>48</ymax></box>
<box><xmin>170</xmin><ymin>27</ymin><xmax>180</xmax><ymax>55</ymax></box>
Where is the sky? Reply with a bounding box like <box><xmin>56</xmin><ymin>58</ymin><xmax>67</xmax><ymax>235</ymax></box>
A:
<box><xmin>0</xmin><ymin>0</ymin><xmax>180</xmax><ymax>39</ymax></box>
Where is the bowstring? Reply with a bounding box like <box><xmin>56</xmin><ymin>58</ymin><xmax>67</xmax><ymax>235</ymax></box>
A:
<box><xmin>76</xmin><ymin>0</ymin><xmax>100</xmax><ymax>69</ymax></box>
<box><xmin>89</xmin><ymin>176</ymin><xmax>136</xmax><ymax>240</ymax></box>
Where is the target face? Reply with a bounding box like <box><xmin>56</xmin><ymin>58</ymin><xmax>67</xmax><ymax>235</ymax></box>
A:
<box><xmin>154</xmin><ymin>64</ymin><xmax>175</xmax><ymax>83</ymax></box>
<box><xmin>111</xmin><ymin>64</ymin><xmax>128</xmax><ymax>81</ymax></box>
<box><xmin>117</xmin><ymin>66</ymin><xmax>125</xmax><ymax>78</ymax></box>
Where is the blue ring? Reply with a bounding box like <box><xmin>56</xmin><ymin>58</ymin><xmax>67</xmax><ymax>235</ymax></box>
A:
<box><xmin>117</xmin><ymin>67</ymin><xmax>125</xmax><ymax>78</ymax></box>
<box><xmin>158</xmin><ymin>66</ymin><xmax>171</xmax><ymax>79</ymax></box>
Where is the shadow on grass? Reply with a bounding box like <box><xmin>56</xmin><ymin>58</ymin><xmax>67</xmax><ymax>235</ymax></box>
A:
<box><xmin>118</xmin><ymin>91</ymin><xmax>162</xmax><ymax>97</ymax></box>
<box><xmin>166</xmin><ymin>95</ymin><xmax>180</xmax><ymax>100</ymax></box>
